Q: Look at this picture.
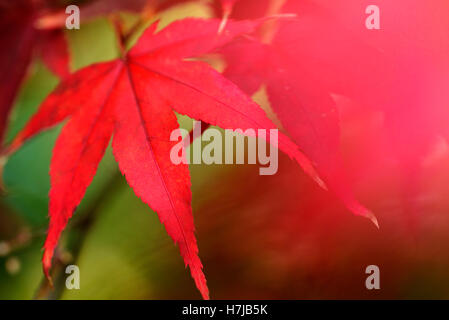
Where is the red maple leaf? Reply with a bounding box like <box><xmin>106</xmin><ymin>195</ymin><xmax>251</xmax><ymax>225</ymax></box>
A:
<box><xmin>220</xmin><ymin>0</ymin><xmax>378</xmax><ymax>226</ymax></box>
<box><xmin>287</xmin><ymin>0</ymin><xmax>449</xmax><ymax>231</ymax></box>
<box><xmin>6</xmin><ymin>17</ymin><xmax>323</xmax><ymax>299</ymax></box>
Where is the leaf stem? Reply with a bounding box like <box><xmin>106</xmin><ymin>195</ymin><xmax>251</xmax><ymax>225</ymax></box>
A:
<box><xmin>110</xmin><ymin>14</ymin><xmax>126</xmax><ymax>58</ymax></box>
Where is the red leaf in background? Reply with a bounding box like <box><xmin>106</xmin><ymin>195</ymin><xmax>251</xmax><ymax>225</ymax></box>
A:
<box><xmin>291</xmin><ymin>0</ymin><xmax>449</xmax><ymax>162</ymax></box>
<box><xmin>276</xmin><ymin>0</ymin><xmax>449</xmax><ymax>231</ymax></box>
<box><xmin>8</xmin><ymin>18</ymin><xmax>321</xmax><ymax>299</ymax></box>
<box><xmin>0</xmin><ymin>6</ymin><xmax>35</xmax><ymax>144</ymax></box>
<box><xmin>0</xmin><ymin>1</ymin><xmax>70</xmax><ymax>144</ymax></box>
<box><xmin>36</xmin><ymin>29</ymin><xmax>70</xmax><ymax>79</ymax></box>
<box><xmin>221</xmin><ymin>7</ymin><xmax>378</xmax><ymax>226</ymax></box>
<box><xmin>274</xmin><ymin>0</ymin><xmax>449</xmax><ymax>170</ymax></box>
<box><xmin>221</xmin><ymin>0</ymin><xmax>449</xmax><ymax>229</ymax></box>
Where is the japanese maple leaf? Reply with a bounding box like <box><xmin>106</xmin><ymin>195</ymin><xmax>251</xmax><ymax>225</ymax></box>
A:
<box><xmin>7</xmin><ymin>18</ymin><xmax>322</xmax><ymax>299</ymax></box>
<box><xmin>0</xmin><ymin>0</ymin><xmax>70</xmax><ymax>143</ymax></box>
<box><xmin>220</xmin><ymin>0</ymin><xmax>378</xmax><ymax>226</ymax></box>
<box><xmin>289</xmin><ymin>0</ymin><xmax>449</xmax><ymax>230</ymax></box>
<box><xmin>275</xmin><ymin>0</ymin><xmax>449</xmax><ymax>228</ymax></box>
<box><xmin>222</xmin><ymin>0</ymin><xmax>449</xmax><ymax>229</ymax></box>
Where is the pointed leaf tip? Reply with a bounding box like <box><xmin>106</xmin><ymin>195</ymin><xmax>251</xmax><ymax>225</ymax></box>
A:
<box><xmin>42</xmin><ymin>250</ymin><xmax>54</xmax><ymax>287</ymax></box>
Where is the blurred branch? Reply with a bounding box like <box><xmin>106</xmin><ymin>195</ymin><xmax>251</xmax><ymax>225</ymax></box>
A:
<box><xmin>0</xmin><ymin>227</ymin><xmax>45</xmax><ymax>257</ymax></box>
<box><xmin>33</xmin><ymin>172</ymin><xmax>124</xmax><ymax>300</ymax></box>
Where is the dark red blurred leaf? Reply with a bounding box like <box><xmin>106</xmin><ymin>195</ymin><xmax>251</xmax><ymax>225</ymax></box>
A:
<box><xmin>279</xmin><ymin>0</ymin><xmax>449</xmax><ymax>165</ymax></box>
<box><xmin>222</xmin><ymin>0</ymin><xmax>449</xmax><ymax>228</ymax></box>
<box><xmin>0</xmin><ymin>1</ymin><xmax>71</xmax><ymax>144</ymax></box>
<box><xmin>37</xmin><ymin>29</ymin><xmax>70</xmax><ymax>79</ymax></box>
<box><xmin>0</xmin><ymin>8</ymin><xmax>35</xmax><ymax>143</ymax></box>
<box><xmin>279</xmin><ymin>0</ymin><xmax>449</xmax><ymax>230</ymax></box>
<box><xmin>221</xmin><ymin>0</ymin><xmax>378</xmax><ymax>226</ymax></box>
